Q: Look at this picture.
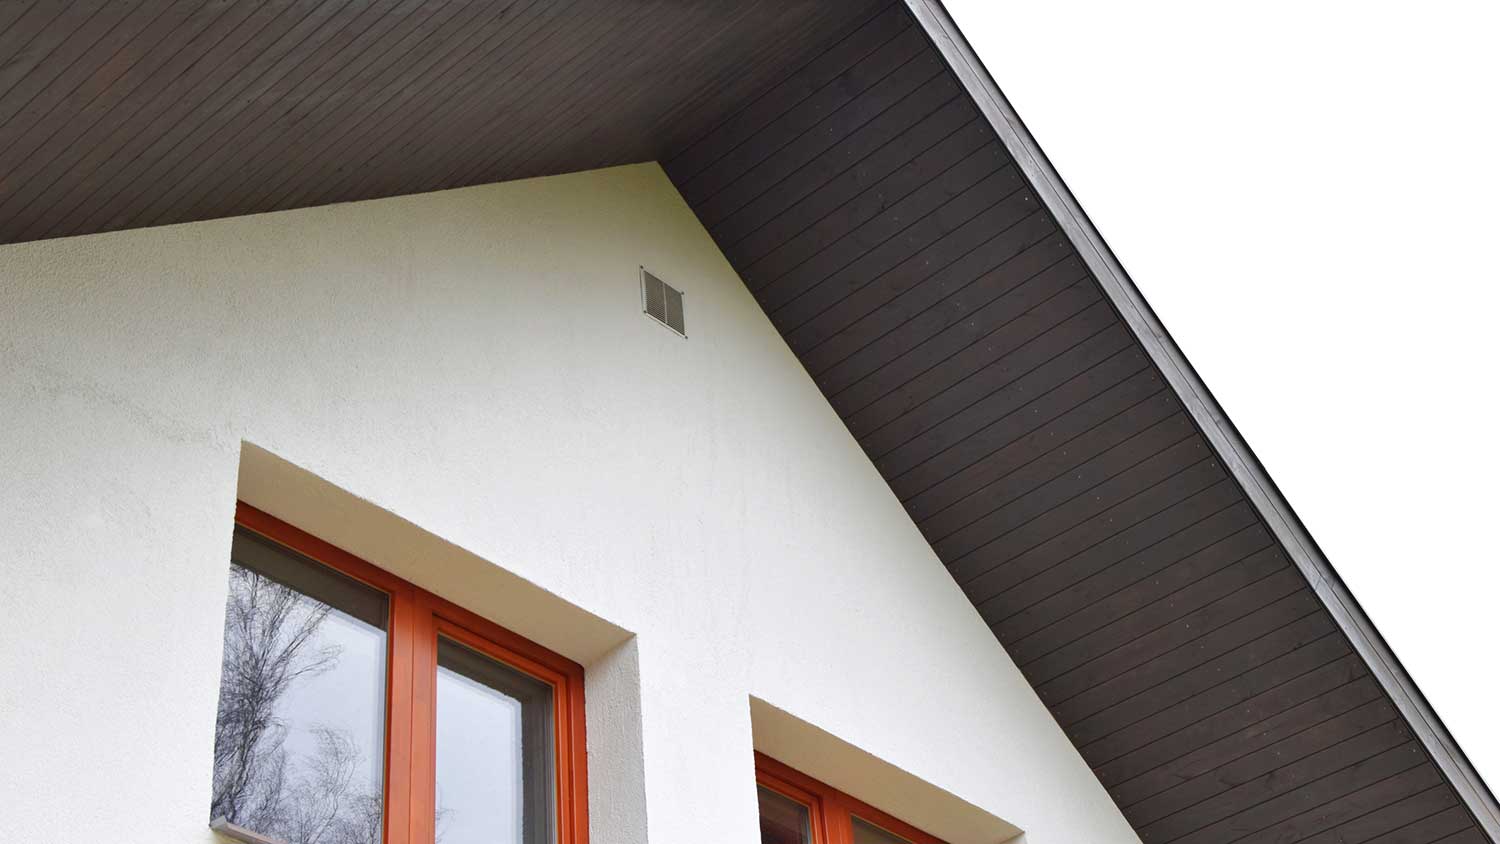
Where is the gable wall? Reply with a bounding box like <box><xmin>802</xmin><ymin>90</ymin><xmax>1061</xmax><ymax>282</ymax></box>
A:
<box><xmin>0</xmin><ymin>163</ymin><xmax>1136</xmax><ymax>844</ymax></box>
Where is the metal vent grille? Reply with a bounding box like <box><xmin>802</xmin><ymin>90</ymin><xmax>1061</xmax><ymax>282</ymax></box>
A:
<box><xmin>641</xmin><ymin>267</ymin><xmax>686</xmax><ymax>336</ymax></box>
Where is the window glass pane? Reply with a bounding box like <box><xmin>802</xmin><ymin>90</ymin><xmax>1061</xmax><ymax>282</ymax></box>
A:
<box><xmin>758</xmin><ymin>786</ymin><xmax>811</xmax><ymax>844</ymax></box>
<box><xmin>211</xmin><ymin>529</ymin><xmax>389</xmax><ymax>844</ymax></box>
<box><xmin>853</xmin><ymin>817</ymin><xmax>916</xmax><ymax>844</ymax></box>
<box><xmin>436</xmin><ymin>637</ymin><xmax>555</xmax><ymax>844</ymax></box>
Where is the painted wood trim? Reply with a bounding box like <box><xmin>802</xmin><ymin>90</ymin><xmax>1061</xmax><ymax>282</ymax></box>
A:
<box><xmin>895</xmin><ymin>2</ymin><xmax>1500</xmax><ymax>838</ymax></box>
<box><xmin>233</xmin><ymin>502</ymin><xmax>588</xmax><ymax>844</ymax></box>
<box><xmin>756</xmin><ymin>753</ymin><xmax>839</xmax><ymax>844</ymax></box>
<box><xmin>755</xmin><ymin>752</ymin><xmax>947</xmax><ymax>844</ymax></box>
<box><xmin>234</xmin><ymin>502</ymin><xmax>420</xmax><ymax>844</ymax></box>
<box><xmin>407</xmin><ymin>592</ymin><xmax>439</xmax><ymax>844</ymax></box>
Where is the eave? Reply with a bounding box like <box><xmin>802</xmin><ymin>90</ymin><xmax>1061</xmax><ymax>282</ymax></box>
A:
<box><xmin>904</xmin><ymin>1</ymin><xmax>1500</xmax><ymax>836</ymax></box>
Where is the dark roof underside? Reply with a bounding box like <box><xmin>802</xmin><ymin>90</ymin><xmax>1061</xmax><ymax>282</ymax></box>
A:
<box><xmin>0</xmin><ymin>0</ymin><xmax>883</xmax><ymax>244</ymax></box>
<box><xmin>1</xmin><ymin>2</ymin><xmax>1493</xmax><ymax>842</ymax></box>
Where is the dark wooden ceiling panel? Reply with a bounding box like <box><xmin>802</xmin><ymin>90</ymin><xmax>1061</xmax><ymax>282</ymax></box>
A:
<box><xmin>661</xmin><ymin>4</ymin><xmax>1493</xmax><ymax>843</ymax></box>
<box><xmin>0</xmin><ymin>0</ymin><xmax>888</xmax><ymax>244</ymax></box>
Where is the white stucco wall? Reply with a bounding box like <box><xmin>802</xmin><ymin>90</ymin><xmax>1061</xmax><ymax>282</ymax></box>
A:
<box><xmin>0</xmin><ymin>163</ymin><xmax>1139</xmax><ymax>844</ymax></box>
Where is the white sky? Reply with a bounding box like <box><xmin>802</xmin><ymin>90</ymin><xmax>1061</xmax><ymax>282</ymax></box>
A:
<box><xmin>435</xmin><ymin>663</ymin><xmax>525</xmax><ymax>844</ymax></box>
<box><xmin>943</xmin><ymin>0</ymin><xmax>1499</xmax><ymax>789</ymax></box>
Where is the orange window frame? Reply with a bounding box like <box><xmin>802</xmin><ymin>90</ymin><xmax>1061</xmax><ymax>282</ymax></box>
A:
<box><xmin>755</xmin><ymin>753</ymin><xmax>945</xmax><ymax>844</ymax></box>
<box><xmin>234</xmin><ymin>502</ymin><xmax>589</xmax><ymax>844</ymax></box>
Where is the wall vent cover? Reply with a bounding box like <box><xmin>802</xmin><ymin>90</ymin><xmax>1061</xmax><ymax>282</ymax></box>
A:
<box><xmin>641</xmin><ymin>267</ymin><xmax>686</xmax><ymax>336</ymax></box>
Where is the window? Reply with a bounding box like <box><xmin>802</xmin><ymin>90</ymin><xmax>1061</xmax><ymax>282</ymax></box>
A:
<box><xmin>755</xmin><ymin>754</ymin><xmax>944</xmax><ymax>844</ymax></box>
<box><xmin>211</xmin><ymin>503</ymin><xmax>586</xmax><ymax>844</ymax></box>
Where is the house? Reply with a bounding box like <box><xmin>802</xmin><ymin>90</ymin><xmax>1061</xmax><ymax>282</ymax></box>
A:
<box><xmin>0</xmin><ymin>1</ymin><xmax>1494</xmax><ymax>843</ymax></box>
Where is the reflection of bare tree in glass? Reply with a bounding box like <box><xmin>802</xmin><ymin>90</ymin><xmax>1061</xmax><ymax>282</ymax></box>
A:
<box><xmin>281</xmin><ymin>728</ymin><xmax>383</xmax><ymax>844</ymax></box>
<box><xmin>211</xmin><ymin>565</ymin><xmax>384</xmax><ymax>844</ymax></box>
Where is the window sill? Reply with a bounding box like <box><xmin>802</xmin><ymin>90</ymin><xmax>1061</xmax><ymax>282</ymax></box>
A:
<box><xmin>209</xmin><ymin>817</ymin><xmax>287</xmax><ymax>844</ymax></box>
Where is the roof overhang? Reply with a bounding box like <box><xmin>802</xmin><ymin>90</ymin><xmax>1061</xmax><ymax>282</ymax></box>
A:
<box><xmin>904</xmin><ymin>1</ymin><xmax>1500</xmax><ymax>837</ymax></box>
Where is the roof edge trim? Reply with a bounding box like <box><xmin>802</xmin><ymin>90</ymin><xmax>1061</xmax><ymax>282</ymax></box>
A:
<box><xmin>899</xmin><ymin>0</ymin><xmax>1500</xmax><ymax>835</ymax></box>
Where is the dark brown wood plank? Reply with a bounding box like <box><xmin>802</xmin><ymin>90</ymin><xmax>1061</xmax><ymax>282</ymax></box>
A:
<box><xmin>1238</xmin><ymin>764</ymin><xmax>1447</xmax><ymax>844</ymax></box>
<box><xmin>742</xmin><ymin>143</ymin><xmax>1008</xmax><ymax>293</ymax></box>
<box><xmin>451</xmin><ymin>0</ymin><xmax>732</xmax><ymax>187</ymax></box>
<box><xmin>1020</xmin><ymin>541</ymin><xmax>1285</xmax><ymax>678</ymax></box>
<box><xmin>169</xmin><ymin>0</ymin><xmax>479</xmax><ymax>223</ymax></box>
<box><xmin>772</xmin><ymin>190</ymin><xmax>1044</xmax><ymax>337</ymax></box>
<box><xmin>0</xmin><ymin>0</ymin><xmax>238</xmax><ymax>224</ymax></box>
<box><xmin>0</xmin><ymin>0</ymin><xmax>277</xmax><ymax>242</ymax></box>
<box><xmin>693</xmin><ymin>52</ymin><xmax>949</xmax><ymax>226</ymax></box>
<box><xmin>1124</xmin><ymin>698</ymin><xmax>1400</xmax><ymax>828</ymax></box>
<box><xmin>263</xmin><ymin>0</ymin><xmax>566</xmax><ymax>213</ymax></box>
<box><xmin>1003</xmin><ymin>520</ymin><xmax>1273</xmax><ymax>659</ymax></box>
<box><xmin>288</xmin><ymin>0</ymin><xmax>594</xmax><ymax>204</ymax></box>
<box><xmin>906</xmin><ymin>376</ymin><xmax>1174</xmax><ymax>523</ymax></box>
<box><xmin>855</xmin><ymin>297</ymin><xmax>1119</xmax><ymax>447</ymax></box>
<box><xmin>1040</xmin><ymin>573</ymin><xmax>1319</xmax><ymax>714</ymax></box>
<box><xmin>960</xmin><ymin>454</ymin><xmax>1228</xmax><ymax>600</ymax></box>
<box><xmin>512</xmin><ymin>0</ymin><xmax>848</xmax><ymax>180</ymax></box>
<box><xmin>813</xmin><ymin>230</ymin><xmax>1076</xmax><ymax>395</ymax></box>
<box><xmin>1298</xmin><ymin>782</ymin><xmax>1457</xmax><ymax>844</ymax></box>
<box><xmin>665</xmin><ymin>3</ymin><xmax>908</xmax><ymax>182</ymax></box>
<box><xmin>917</xmin><ymin>387</ymin><xmax>1182</xmax><ymax>542</ymax></box>
<box><xmin>1074</xmin><ymin>635</ymin><xmax>1356</xmax><ymax>773</ymax></box>
<box><xmin>877</xmin><ymin>330</ymin><xmax>1143</xmax><ymax>489</ymax></box>
<box><xmin>1085</xmin><ymin>649</ymin><xmax>1365</xmax><ymax>775</ymax></box>
<box><xmin>0</xmin><ymin>1</ymin><xmax>122</xmax><ymax>128</ymax></box>
<box><xmin>973</xmin><ymin>474</ymin><xmax>1243</xmax><ymax>616</ymax></box>
<box><xmin>23</xmin><ymin>1</ymin><xmax>333</xmax><ymax>240</ymax></box>
<box><xmin>814</xmin><ymin>257</ymin><xmax>1087</xmax><ymax>401</ymax></box>
<box><xmin>677</xmin><ymin>25</ymin><xmax>933</xmax><ymax>207</ymax></box>
<box><xmin>134</xmin><ymin>0</ymin><xmax>437</xmax><ymax>227</ymax></box>
<box><xmin>931</xmin><ymin>422</ymin><xmax>1206</xmax><ymax>565</ymax></box>
<box><xmin>68</xmin><ymin>0</ymin><xmax>367</xmax><ymax>236</ymax></box>
<box><xmin>458</xmin><ymin>0</ymin><xmax>802</xmax><ymax>183</ymax></box>
<box><xmin>1110</xmin><ymin>674</ymin><xmax>1388</xmax><ymax>803</ymax></box>
<box><xmin>651</xmin><ymin>1</ymin><xmax>899</xmax><ymax>160</ymax></box>
<box><xmin>1365</xmin><ymin>806</ymin><xmax>1477</xmax><ymax>844</ymax></box>
<box><xmin>0</xmin><ymin>1</ymin><xmax>889</xmax><ymax>245</ymax></box>
<box><xmin>678</xmin><ymin>18</ymin><xmax>924</xmax><ymax>205</ymax></box>
<box><xmin>707</xmin><ymin>93</ymin><xmax>975</xmax><ymax>250</ymax></box>
<box><xmin>0</xmin><ymin>0</ymin><xmax>182</xmax><ymax>174</ymax></box>
<box><xmin>1167</xmin><ymin>741</ymin><xmax>1428</xmax><ymax>844</ymax></box>
<box><xmin>1066</xmin><ymin>614</ymin><xmax>1341</xmax><ymax>746</ymax></box>
<box><xmin>1376</xmin><ymin>807</ymin><xmax>1479</xmax><ymax>844</ymax></box>
<box><xmin>846</xmin><ymin>281</ymin><xmax>1115</xmax><ymax>450</ymax></box>
<box><xmin>756</xmin><ymin>167</ymin><xmax>1023</xmax><ymax>319</ymax></box>
<box><xmin>0</xmin><ymin>2</ymin><xmax>51</xmax><ymax>56</ymax></box>
<box><xmin>645</xmin><ymin>1</ymin><xmax>897</xmax><ymax>162</ymax></box>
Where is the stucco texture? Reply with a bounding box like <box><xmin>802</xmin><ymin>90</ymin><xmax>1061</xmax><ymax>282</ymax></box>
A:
<box><xmin>0</xmin><ymin>163</ymin><xmax>1139</xmax><ymax>844</ymax></box>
